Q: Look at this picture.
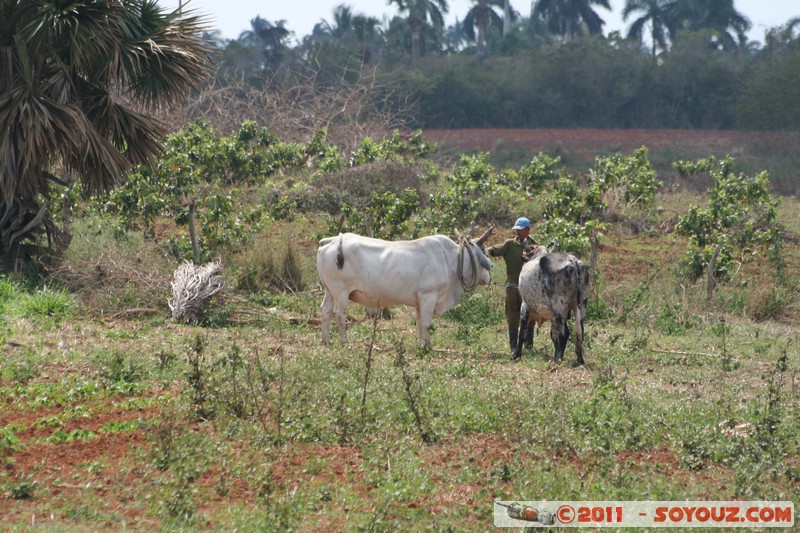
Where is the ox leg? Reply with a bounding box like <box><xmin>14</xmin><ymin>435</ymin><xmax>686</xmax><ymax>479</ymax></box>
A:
<box><xmin>512</xmin><ymin>303</ymin><xmax>528</xmax><ymax>360</ymax></box>
<box><xmin>550</xmin><ymin>316</ymin><xmax>569</xmax><ymax>363</ymax></box>
<box><xmin>416</xmin><ymin>295</ymin><xmax>436</xmax><ymax>348</ymax></box>
<box><xmin>321</xmin><ymin>290</ymin><xmax>334</xmax><ymax>344</ymax></box>
<box><xmin>518</xmin><ymin>304</ymin><xmax>534</xmax><ymax>352</ymax></box>
<box><xmin>575</xmin><ymin>307</ymin><xmax>586</xmax><ymax>365</ymax></box>
<box><xmin>524</xmin><ymin>317</ymin><xmax>534</xmax><ymax>349</ymax></box>
<box><xmin>333</xmin><ymin>298</ymin><xmax>349</xmax><ymax>344</ymax></box>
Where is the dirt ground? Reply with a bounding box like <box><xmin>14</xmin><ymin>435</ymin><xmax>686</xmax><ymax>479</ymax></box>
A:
<box><xmin>423</xmin><ymin>128</ymin><xmax>796</xmax><ymax>156</ymax></box>
<box><xmin>424</xmin><ymin>128</ymin><xmax>800</xmax><ymax>194</ymax></box>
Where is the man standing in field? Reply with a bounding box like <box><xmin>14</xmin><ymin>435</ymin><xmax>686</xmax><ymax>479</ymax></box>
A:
<box><xmin>488</xmin><ymin>217</ymin><xmax>536</xmax><ymax>355</ymax></box>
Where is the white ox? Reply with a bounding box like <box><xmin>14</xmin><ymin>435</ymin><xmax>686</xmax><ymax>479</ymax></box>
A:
<box><xmin>317</xmin><ymin>228</ymin><xmax>493</xmax><ymax>347</ymax></box>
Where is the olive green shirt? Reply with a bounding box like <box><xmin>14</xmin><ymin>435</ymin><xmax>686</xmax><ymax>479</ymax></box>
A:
<box><xmin>488</xmin><ymin>237</ymin><xmax>535</xmax><ymax>286</ymax></box>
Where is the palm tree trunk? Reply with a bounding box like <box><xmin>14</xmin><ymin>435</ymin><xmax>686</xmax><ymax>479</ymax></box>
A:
<box><xmin>411</xmin><ymin>30</ymin><xmax>421</xmax><ymax>61</ymax></box>
<box><xmin>477</xmin><ymin>23</ymin><xmax>487</xmax><ymax>62</ymax></box>
<box><xmin>503</xmin><ymin>0</ymin><xmax>511</xmax><ymax>35</ymax></box>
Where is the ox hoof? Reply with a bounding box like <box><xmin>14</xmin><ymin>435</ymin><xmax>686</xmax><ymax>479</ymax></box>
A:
<box><xmin>510</xmin><ymin>352</ymin><xmax>522</xmax><ymax>361</ymax></box>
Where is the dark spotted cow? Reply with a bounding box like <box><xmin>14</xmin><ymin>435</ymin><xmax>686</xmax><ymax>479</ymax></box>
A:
<box><xmin>514</xmin><ymin>252</ymin><xmax>590</xmax><ymax>364</ymax></box>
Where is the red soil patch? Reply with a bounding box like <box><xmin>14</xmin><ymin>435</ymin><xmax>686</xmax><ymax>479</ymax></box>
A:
<box><xmin>1</xmin><ymin>395</ymin><xmax>165</xmax><ymax>525</ymax></box>
<box><xmin>423</xmin><ymin>128</ymin><xmax>798</xmax><ymax>159</ymax></box>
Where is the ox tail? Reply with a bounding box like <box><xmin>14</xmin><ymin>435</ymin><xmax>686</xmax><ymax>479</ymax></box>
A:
<box><xmin>336</xmin><ymin>233</ymin><xmax>344</xmax><ymax>270</ymax></box>
<box><xmin>572</xmin><ymin>257</ymin><xmax>584</xmax><ymax>334</ymax></box>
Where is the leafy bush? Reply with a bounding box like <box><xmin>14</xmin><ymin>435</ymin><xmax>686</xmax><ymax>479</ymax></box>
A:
<box><xmin>348</xmin><ymin>130</ymin><xmax>435</xmax><ymax>166</ymax></box>
<box><xmin>308</xmin><ymin>160</ymin><xmax>422</xmax><ymax>216</ymax></box>
<box><xmin>533</xmin><ymin>218</ymin><xmax>605</xmax><ymax>257</ymax></box>
<box><xmin>515</xmin><ymin>152</ymin><xmax>564</xmax><ymax>193</ymax></box>
<box><xmin>334</xmin><ymin>189</ymin><xmax>421</xmax><ymax>240</ymax></box>
<box><xmin>542</xmin><ymin>148</ymin><xmax>661</xmax><ymax>226</ymax></box>
<box><xmin>589</xmin><ymin>147</ymin><xmax>663</xmax><ymax>211</ymax></box>
<box><xmin>542</xmin><ymin>177</ymin><xmax>588</xmax><ymax>223</ymax></box>
<box><xmin>94</xmin><ymin>352</ymin><xmax>144</xmax><ymax>390</ymax></box>
<box><xmin>674</xmin><ymin>156</ymin><xmax>784</xmax><ymax>283</ymax></box>
<box><xmin>423</xmin><ymin>153</ymin><xmax>513</xmax><ymax>230</ymax></box>
<box><xmin>0</xmin><ymin>425</ymin><xmax>21</xmax><ymax>454</ymax></box>
<box><xmin>99</xmin><ymin>119</ymin><xmax>309</xmax><ymax>260</ymax></box>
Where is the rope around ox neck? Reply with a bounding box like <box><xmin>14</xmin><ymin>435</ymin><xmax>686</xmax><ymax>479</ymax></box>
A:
<box><xmin>457</xmin><ymin>237</ymin><xmax>480</xmax><ymax>291</ymax></box>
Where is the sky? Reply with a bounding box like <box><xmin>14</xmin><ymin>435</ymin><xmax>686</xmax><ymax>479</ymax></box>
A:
<box><xmin>163</xmin><ymin>0</ymin><xmax>798</xmax><ymax>45</ymax></box>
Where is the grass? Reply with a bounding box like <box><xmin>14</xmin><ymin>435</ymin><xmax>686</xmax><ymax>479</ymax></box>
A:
<box><xmin>0</xmin><ymin>299</ymin><xmax>796</xmax><ymax>529</ymax></box>
<box><xmin>0</xmin><ymin>200</ymin><xmax>798</xmax><ymax>530</ymax></box>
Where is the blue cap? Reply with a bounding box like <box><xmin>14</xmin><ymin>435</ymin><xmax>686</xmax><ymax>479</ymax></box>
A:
<box><xmin>512</xmin><ymin>217</ymin><xmax>531</xmax><ymax>230</ymax></box>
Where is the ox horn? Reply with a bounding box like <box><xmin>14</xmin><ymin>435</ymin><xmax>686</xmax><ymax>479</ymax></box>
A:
<box><xmin>475</xmin><ymin>225</ymin><xmax>494</xmax><ymax>246</ymax></box>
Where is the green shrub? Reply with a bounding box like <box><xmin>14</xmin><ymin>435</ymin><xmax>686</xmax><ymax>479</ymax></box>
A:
<box><xmin>423</xmin><ymin>152</ymin><xmax>513</xmax><ymax>230</ymax></box>
<box><xmin>590</xmin><ymin>147</ymin><xmax>663</xmax><ymax>209</ymax></box>
<box><xmin>334</xmin><ymin>189</ymin><xmax>420</xmax><ymax>239</ymax></box>
<box><xmin>514</xmin><ymin>152</ymin><xmax>564</xmax><ymax>193</ymax></box>
<box><xmin>442</xmin><ymin>293</ymin><xmax>503</xmax><ymax>342</ymax></box>
<box><xmin>675</xmin><ymin>156</ymin><xmax>784</xmax><ymax>283</ymax></box>
<box><xmin>94</xmin><ymin>351</ymin><xmax>143</xmax><ymax>389</ymax></box>
<box><xmin>654</xmin><ymin>304</ymin><xmax>699</xmax><ymax>335</ymax></box>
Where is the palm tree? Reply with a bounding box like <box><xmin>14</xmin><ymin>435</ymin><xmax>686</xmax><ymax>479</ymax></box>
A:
<box><xmin>665</xmin><ymin>0</ymin><xmax>750</xmax><ymax>51</ymax></box>
<box><xmin>532</xmin><ymin>0</ymin><xmax>611</xmax><ymax>41</ymax></box>
<box><xmin>313</xmin><ymin>4</ymin><xmax>354</xmax><ymax>40</ymax></box>
<box><xmin>443</xmin><ymin>19</ymin><xmax>469</xmax><ymax>52</ymax></box>
<box><xmin>352</xmin><ymin>15</ymin><xmax>384</xmax><ymax>64</ymax></box>
<box><xmin>238</xmin><ymin>17</ymin><xmax>292</xmax><ymax>72</ymax></box>
<box><xmin>623</xmin><ymin>0</ymin><xmax>671</xmax><ymax>56</ymax></box>
<box><xmin>311</xmin><ymin>6</ymin><xmax>383</xmax><ymax>66</ymax></box>
<box><xmin>764</xmin><ymin>17</ymin><xmax>800</xmax><ymax>51</ymax></box>
<box><xmin>464</xmin><ymin>0</ymin><xmax>504</xmax><ymax>61</ymax></box>
<box><xmin>503</xmin><ymin>0</ymin><xmax>515</xmax><ymax>36</ymax></box>
<box><xmin>0</xmin><ymin>0</ymin><xmax>210</xmax><ymax>267</ymax></box>
<box><xmin>388</xmin><ymin>0</ymin><xmax>449</xmax><ymax>61</ymax></box>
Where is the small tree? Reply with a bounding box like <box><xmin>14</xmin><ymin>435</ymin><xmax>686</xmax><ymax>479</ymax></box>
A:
<box><xmin>674</xmin><ymin>156</ymin><xmax>784</xmax><ymax>284</ymax></box>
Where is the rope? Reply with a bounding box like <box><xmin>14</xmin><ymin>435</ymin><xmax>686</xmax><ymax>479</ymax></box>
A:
<box><xmin>457</xmin><ymin>237</ymin><xmax>480</xmax><ymax>291</ymax></box>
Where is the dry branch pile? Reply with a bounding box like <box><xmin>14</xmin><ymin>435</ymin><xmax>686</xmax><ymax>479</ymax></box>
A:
<box><xmin>48</xmin><ymin>251</ymin><xmax>170</xmax><ymax>316</ymax></box>
<box><xmin>169</xmin><ymin>260</ymin><xmax>225</xmax><ymax>323</ymax></box>
<box><xmin>163</xmin><ymin>70</ymin><xmax>408</xmax><ymax>153</ymax></box>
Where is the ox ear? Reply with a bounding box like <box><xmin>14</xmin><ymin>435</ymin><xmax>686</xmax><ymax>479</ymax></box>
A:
<box><xmin>475</xmin><ymin>225</ymin><xmax>494</xmax><ymax>246</ymax></box>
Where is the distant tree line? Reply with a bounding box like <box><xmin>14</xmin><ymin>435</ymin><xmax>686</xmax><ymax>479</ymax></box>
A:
<box><xmin>206</xmin><ymin>0</ymin><xmax>800</xmax><ymax>130</ymax></box>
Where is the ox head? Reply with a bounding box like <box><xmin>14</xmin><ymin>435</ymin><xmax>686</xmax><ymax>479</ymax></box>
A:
<box><xmin>455</xmin><ymin>225</ymin><xmax>494</xmax><ymax>288</ymax></box>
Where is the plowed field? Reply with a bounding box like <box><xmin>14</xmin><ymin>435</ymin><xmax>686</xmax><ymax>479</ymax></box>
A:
<box><xmin>423</xmin><ymin>128</ymin><xmax>800</xmax><ymax>194</ymax></box>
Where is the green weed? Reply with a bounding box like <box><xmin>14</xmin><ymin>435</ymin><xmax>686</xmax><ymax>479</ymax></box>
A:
<box><xmin>15</xmin><ymin>286</ymin><xmax>74</xmax><ymax>321</ymax></box>
<box><xmin>10</xmin><ymin>478</ymin><xmax>36</xmax><ymax>499</ymax></box>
